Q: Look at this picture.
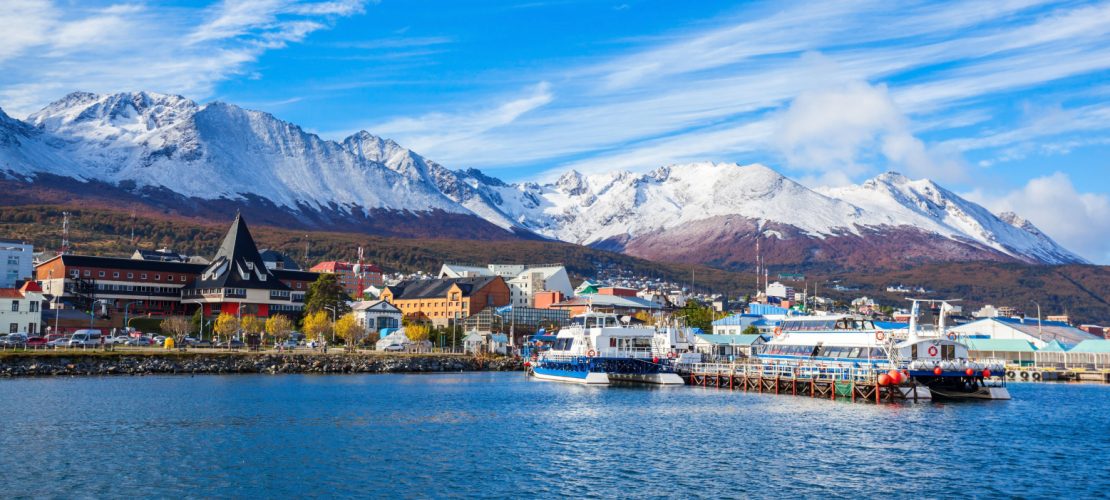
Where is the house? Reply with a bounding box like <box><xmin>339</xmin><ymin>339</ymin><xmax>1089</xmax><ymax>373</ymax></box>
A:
<box><xmin>181</xmin><ymin>214</ymin><xmax>317</xmax><ymax>319</ymax></box>
<box><xmin>259</xmin><ymin>249</ymin><xmax>301</xmax><ymax>271</ymax></box>
<box><xmin>380</xmin><ymin>276</ymin><xmax>511</xmax><ymax>327</ymax></box>
<box><xmin>439</xmin><ymin>263</ymin><xmax>573</xmax><ymax>308</ymax></box>
<box><xmin>693</xmin><ymin>334</ymin><xmax>766</xmax><ymax>360</ymax></box>
<box><xmin>963</xmin><ymin>338</ymin><xmax>1038</xmax><ymax>365</ymax></box>
<box><xmin>766</xmin><ymin>282</ymin><xmax>793</xmax><ymax>299</ymax></box>
<box><xmin>711</xmin><ymin>314</ymin><xmax>764</xmax><ymax>335</ymax></box>
<box><xmin>36</xmin><ymin>253</ymin><xmax>205</xmax><ymax>318</ymax></box>
<box><xmin>1078</xmin><ymin>325</ymin><xmax>1108</xmax><ymax>339</ymax></box>
<box><xmin>948</xmin><ymin>317</ymin><xmax>1100</xmax><ymax>349</ymax></box>
<box><xmin>544</xmin><ymin>293</ymin><xmax>662</xmax><ymax>316</ymax></box>
<box><xmin>351</xmin><ymin>300</ymin><xmax>402</xmax><ymax>334</ymax></box>
<box><xmin>0</xmin><ymin>240</ymin><xmax>33</xmax><ymax>287</ymax></box>
<box><xmin>310</xmin><ymin>261</ymin><xmax>384</xmax><ymax>297</ymax></box>
<box><xmin>0</xmin><ymin>281</ymin><xmax>43</xmax><ymax>335</ymax></box>
<box><xmin>574</xmin><ymin>280</ymin><xmax>601</xmax><ymax>295</ymax></box>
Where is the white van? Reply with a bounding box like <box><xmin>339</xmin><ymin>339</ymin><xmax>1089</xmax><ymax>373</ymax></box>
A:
<box><xmin>67</xmin><ymin>330</ymin><xmax>102</xmax><ymax>348</ymax></box>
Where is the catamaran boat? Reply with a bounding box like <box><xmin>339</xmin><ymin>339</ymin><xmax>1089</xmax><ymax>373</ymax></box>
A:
<box><xmin>757</xmin><ymin>304</ymin><xmax>1010</xmax><ymax>400</ymax></box>
<box><xmin>527</xmin><ymin>311</ymin><xmax>685</xmax><ymax>386</ymax></box>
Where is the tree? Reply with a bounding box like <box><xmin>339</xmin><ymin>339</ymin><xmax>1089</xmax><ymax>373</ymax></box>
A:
<box><xmin>190</xmin><ymin>309</ymin><xmax>204</xmax><ymax>339</ymax></box>
<box><xmin>305</xmin><ymin>273</ymin><xmax>352</xmax><ymax>317</ymax></box>
<box><xmin>405</xmin><ymin>322</ymin><xmax>431</xmax><ymax>343</ymax></box>
<box><xmin>681</xmin><ymin>299</ymin><xmax>726</xmax><ymax>332</ymax></box>
<box><xmin>160</xmin><ymin>316</ymin><xmax>193</xmax><ymax>343</ymax></box>
<box><xmin>334</xmin><ymin>312</ymin><xmax>367</xmax><ymax>350</ymax></box>
<box><xmin>302</xmin><ymin>310</ymin><xmax>331</xmax><ymax>342</ymax></box>
<box><xmin>213</xmin><ymin>313</ymin><xmax>239</xmax><ymax>343</ymax></box>
<box><xmin>265</xmin><ymin>314</ymin><xmax>293</xmax><ymax>343</ymax></box>
<box><xmin>240</xmin><ymin>315</ymin><xmax>264</xmax><ymax>336</ymax></box>
<box><xmin>742</xmin><ymin>325</ymin><xmax>760</xmax><ymax>335</ymax></box>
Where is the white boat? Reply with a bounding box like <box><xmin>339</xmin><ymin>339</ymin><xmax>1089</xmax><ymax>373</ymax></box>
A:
<box><xmin>528</xmin><ymin>312</ymin><xmax>685</xmax><ymax>386</ymax></box>
<box><xmin>756</xmin><ymin>299</ymin><xmax>1009</xmax><ymax>400</ymax></box>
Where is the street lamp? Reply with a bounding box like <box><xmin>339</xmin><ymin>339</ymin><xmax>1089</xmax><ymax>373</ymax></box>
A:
<box><xmin>1029</xmin><ymin>300</ymin><xmax>1043</xmax><ymax>342</ymax></box>
<box><xmin>122</xmin><ymin>301</ymin><xmax>142</xmax><ymax>333</ymax></box>
<box><xmin>89</xmin><ymin>299</ymin><xmax>109</xmax><ymax>328</ymax></box>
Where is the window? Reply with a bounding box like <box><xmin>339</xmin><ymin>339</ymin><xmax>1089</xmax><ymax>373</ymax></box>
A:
<box><xmin>141</xmin><ymin>274</ymin><xmax>147</xmax><ymax>279</ymax></box>
<box><xmin>84</xmin><ymin>270</ymin><xmax>91</xmax><ymax>277</ymax></box>
<box><xmin>155</xmin><ymin>274</ymin><xmax>160</xmax><ymax>281</ymax></box>
<box><xmin>29</xmin><ymin>301</ymin><xmax>38</xmax><ymax>312</ymax></box>
<box><xmin>98</xmin><ymin>271</ymin><xmax>105</xmax><ymax>277</ymax></box>
<box><xmin>6</xmin><ymin>256</ymin><xmax>17</xmax><ymax>265</ymax></box>
<box><xmin>11</xmin><ymin>301</ymin><xmax>18</xmax><ymax>312</ymax></box>
<box><xmin>113</xmin><ymin>272</ymin><xmax>120</xmax><ymax>278</ymax></box>
<box><xmin>71</xmin><ymin>270</ymin><xmax>79</xmax><ymax>277</ymax></box>
<box><xmin>28</xmin><ymin>323</ymin><xmax>36</xmax><ymax>334</ymax></box>
<box><xmin>8</xmin><ymin>323</ymin><xmax>16</xmax><ymax>333</ymax></box>
<box><xmin>128</xmin><ymin>273</ymin><xmax>134</xmax><ymax>279</ymax></box>
<box><xmin>180</xmin><ymin>275</ymin><xmax>186</xmax><ymax>282</ymax></box>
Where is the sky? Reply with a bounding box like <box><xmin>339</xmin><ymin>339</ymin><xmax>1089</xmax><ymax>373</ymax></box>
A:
<box><xmin>1</xmin><ymin>0</ymin><xmax>1109</xmax><ymax>262</ymax></box>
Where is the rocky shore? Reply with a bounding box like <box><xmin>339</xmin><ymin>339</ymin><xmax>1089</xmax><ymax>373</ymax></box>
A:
<box><xmin>0</xmin><ymin>352</ymin><xmax>524</xmax><ymax>377</ymax></box>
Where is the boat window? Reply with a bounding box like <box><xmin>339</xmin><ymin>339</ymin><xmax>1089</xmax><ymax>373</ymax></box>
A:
<box><xmin>943</xmin><ymin>344</ymin><xmax>955</xmax><ymax>360</ymax></box>
<box><xmin>911</xmin><ymin>344</ymin><xmax>918</xmax><ymax>358</ymax></box>
<box><xmin>609</xmin><ymin>338</ymin><xmax>616</xmax><ymax>347</ymax></box>
<box><xmin>849</xmin><ymin>348</ymin><xmax>861</xmax><ymax>358</ymax></box>
<box><xmin>870</xmin><ymin>348</ymin><xmax>885</xmax><ymax>358</ymax></box>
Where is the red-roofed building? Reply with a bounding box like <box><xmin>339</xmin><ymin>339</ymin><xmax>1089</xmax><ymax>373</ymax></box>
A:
<box><xmin>309</xmin><ymin>261</ymin><xmax>384</xmax><ymax>297</ymax></box>
<box><xmin>0</xmin><ymin>282</ymin><xmax>44</xmax><ymax>334</ymax></box>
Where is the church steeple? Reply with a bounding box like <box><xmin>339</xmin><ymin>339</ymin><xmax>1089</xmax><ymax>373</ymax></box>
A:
<box><xmin>195</xmin><ymin>214</ymin><xmax>289</xmax><ymax>291</ymax></box>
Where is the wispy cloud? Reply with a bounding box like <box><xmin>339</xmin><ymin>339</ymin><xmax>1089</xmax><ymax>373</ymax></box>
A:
<box><xmin>356</xmin><ymin>0</ymin><xmax>1110</xmax><ymax>183</ymax></box>
<box><xmin>0</xmin><ymin>0</ymin><xmax>366</xmax><ymax>116</ymax></box>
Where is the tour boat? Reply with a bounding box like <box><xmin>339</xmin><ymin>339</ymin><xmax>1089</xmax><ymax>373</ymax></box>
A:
<box><xmin>527</xmin><ymin>311</ymin><xmax>685</xmax><ymax>386</ymax></box>
<box><xmin>756</xmin><ymin>301</ymin><xmax>1010</xmax><ymax>400</ymax></box>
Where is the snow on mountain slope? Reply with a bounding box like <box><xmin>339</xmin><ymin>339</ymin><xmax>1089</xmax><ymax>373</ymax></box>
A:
<box><xmin>0</xmin><ymin>90</ymin><xmax>1087</xmax><ymax>265</ymax></box>
<box><xmin>16</xmin><ymin>91</ymin><xmax>466</xmax><ymax>215</ymax></box>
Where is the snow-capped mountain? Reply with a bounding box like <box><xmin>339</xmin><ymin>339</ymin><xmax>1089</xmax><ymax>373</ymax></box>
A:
<box><xmin>0</xmin><ymin>91</ymin><xmax>1087</xmax><ymax>267</ymax></box>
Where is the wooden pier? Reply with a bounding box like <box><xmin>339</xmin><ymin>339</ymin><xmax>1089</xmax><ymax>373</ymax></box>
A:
<box><xmin>683</xmin><ymin>363</ymin><xmax>919</xmax><ymax>404</ymax></box>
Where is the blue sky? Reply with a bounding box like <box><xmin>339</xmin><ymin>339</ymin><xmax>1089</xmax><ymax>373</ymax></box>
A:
<box><xmin>2</xmin><ymin>0</ymin><xmax>1109</xmax><ymax>262</ymax></box>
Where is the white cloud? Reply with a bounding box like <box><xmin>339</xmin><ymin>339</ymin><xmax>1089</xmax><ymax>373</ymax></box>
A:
<box><xmin>966</xmin><ymin>172</ymin><xmax>1110</xmax><ymax>264</ymax></box>
<box><xmin>0</xmin><ymin>0</ymin><xmax>366</xmax><ymax>116</ymax></box>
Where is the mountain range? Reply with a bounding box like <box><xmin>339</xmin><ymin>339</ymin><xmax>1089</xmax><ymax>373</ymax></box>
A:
<box><xmin>0</xmin><ymin>91</ymin><xmax>1087</xmax><ymax>269</ymax></box>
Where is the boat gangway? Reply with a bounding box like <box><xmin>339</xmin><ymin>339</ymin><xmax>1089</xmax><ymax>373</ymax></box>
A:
<box><xmin>685</xmin><ymin>362</ymin><xmax>926</xmax><ymax>403</ymax></box>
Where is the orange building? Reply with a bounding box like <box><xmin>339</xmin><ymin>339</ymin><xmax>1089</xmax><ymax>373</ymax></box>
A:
<box><xmin>381</xmin><ymin>276</ymin><xmax>510</xmax><ymax>327</ymax></box>
<box><xmin>309</xmin><ymin>261</ymin><xmax>384</xmax><ymax>297</ymax></box>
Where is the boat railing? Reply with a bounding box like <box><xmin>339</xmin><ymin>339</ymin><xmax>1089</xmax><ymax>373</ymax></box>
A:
<box><xmin>690</xmin><ymin>362</ymin><xmax>893</xmax><ymax>383</ymax></box>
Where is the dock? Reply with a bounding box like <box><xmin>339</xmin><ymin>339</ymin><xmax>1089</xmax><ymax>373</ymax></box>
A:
<box><xmin>682</xmin><ymin>363</ymin><xmax>923</xmax><ymax>404</ymax></box>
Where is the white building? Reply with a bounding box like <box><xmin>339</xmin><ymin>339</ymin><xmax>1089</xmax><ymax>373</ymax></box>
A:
<box><xmin>438</xmin><ymin>263</ymin><xmax>573</xmax><ymax>307</ymax></box>
<box><xmin>766</xmin><ymin>282</ymin><xmax>792</xmax><ymax>299</ymax></box>
<box><xmin>351</xmin><ymin>300</ymin><xmax>402</xmax><ymax>335</ymax></box>
<box><xmin>0</xmin><ymin>241</ymin><xmax>33</xmax><ymax>288</ymax></box>
<box><xmin>0</xmin><ymin>282</ymin><xmax>44</xmax><ymax>335</ymax></box>
<box><xmin>948</xmin><ymin>317</ymin><xmax>1100</xmax><ymax>349</ymax></box>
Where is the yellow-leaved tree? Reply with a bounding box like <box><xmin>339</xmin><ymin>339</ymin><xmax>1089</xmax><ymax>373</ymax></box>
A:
<box><xmin>265</xmin><ymin>314</ymin><xmax>293</xmax><ymax>344</ymax></box>
<box><xmin>405</xmin><ymin>322</ymin><xmax>431</xmax><ymax>343</ymax></box>
<box><xmin>302</xmin><ymin>310</ymin><xmax>331</xmax><ymax>342</ymax></box>
<box><xmin>240</xmin><ymin>315</ymin><xmax>264</xmax><ymax>337</ymax></box>
<box><xmin>213</xmin><ymin>313</ymin><xmax>239</xmax><ymax>343</ymax></box>
<box><xmin>333</xmin><ymin>312</ymin><xmax>367</xmax><ymax>350</ymax></box>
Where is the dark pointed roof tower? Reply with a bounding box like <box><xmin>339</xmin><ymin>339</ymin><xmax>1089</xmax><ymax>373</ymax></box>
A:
<box><xmin>192</xmin><ymin>213</ymin><xmax>290</xmax><ymax>291</ymax></box>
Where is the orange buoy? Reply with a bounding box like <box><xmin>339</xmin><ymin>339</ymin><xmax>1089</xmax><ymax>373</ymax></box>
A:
<box><xmin>877</xmin><ymin>374</ymin><xmax>891</xmax><ymax>386</ymax></box>
<box><xmin>982</xmin><ymin>369</ymin><xmax>992</xmax><ymax>378</ymax></box>
<box><xmin>933</xmin><ymin>366</ymin><xmax>943</xmax><ymax>376</ymax></box>
<box><xmin>887</xmin><ymin>369</ymin><xmax>902</xmax><ymax>384</ymax></box>
<box><xmin>965</xmin><ymin>368</ymin><xmax>974</xmax><ymax>376</ymax></box>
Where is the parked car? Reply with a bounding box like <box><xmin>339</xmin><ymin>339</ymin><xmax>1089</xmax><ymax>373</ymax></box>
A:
<box><xmin>67</xmin><ymin>331</ymin><xmax>101</xmax><ymax>348</ymax></box>
<box><xmin>279</xmin><ymin>339</ymin><xmax>298</xmax><ymax>349</ymax></box>
<box><xmin>192</xmin><ymin>339</ymin><xmax>213</xmax><ymax>348</ymax></box>
<box><xmin>219</xmin><ymin>339</ymin><xmax>245</xmax><ymax>349</ymax></box>
<box><xmin>152</xmin><ymin>336</ymin><xmax>167</xmax><ymax>346</ymax></box>
<box><xmin>382</xmin><ymin>343</ymin><xmax>405</xmax><ymax>352</ymax></box>
<box><xmin>1</xmin><ymin>334</ymin><xmax>28</xmax><ymax>348</ymax></box>
<box><xmin>124</xmin><ymin>337</ymin><xmax>152</xmax><ymax>347</ymax></box>
<box><xmin>108</xmin><ymin>335</ymin><xmax>132</xmax><ymax>345</ymax></box>
<box><xmin>47</xmin><ymin>337</ymin><xmax>71</xmax><ymax>348</ymax></box>
<box><xmin>25</xmin><ymin>337</ymin><xmax>48</xmax><ymax>348</ymax></box>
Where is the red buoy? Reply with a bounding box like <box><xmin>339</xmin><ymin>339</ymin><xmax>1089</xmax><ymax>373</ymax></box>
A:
<box><xmin>933</xmin><ymin>367</ymin><xmax>943</xmax><ymax>376</ymax></box>
<box><xmin>887</xmin><ymin>369</ymin><xmax>902</xmax><ymax>384</ymax></box>
<box><xmin>965</xmin><ymin>368</ymin><xmax>975</xmax><ymax>376</ymax></box>
<box><xmin>982</xmin><ymin>369</ymin><xmax>992</xmax><ymax>378</ymax></box>
<box><xmin>524</xmin><ymin>361</ymin><xmax>531</xmax><ymax>367</ymax></box>
<box><xmin>652</xmin><ymin>356</ymin><xmax>660</xmax><ymax>363</ymax></box>
<box><xmin>877</xmin><ymin>374</ymin><xmax>891</xmax><ymax>386</ymax></box>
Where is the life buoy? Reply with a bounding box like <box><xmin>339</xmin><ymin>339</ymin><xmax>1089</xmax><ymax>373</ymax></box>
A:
<box><xmin>1032</xmin><ymin>372</ymin><xmax>1042</xmax><ymax>381</ymax></box>
<box><xmin>1006</xmin><ymin>370</ymin><xmax>1016</xmax><ymax>379</ymax></box>
<box><xmin>927</xmin><ymin>345</ymin><xmax>939</xmax><ymax>357</ymax></box>
<box><xmin>1020</xmin><ymin>371</ymin><xmax>1029</xmax><ymax>379</ymax></box>
<box><xmin>875</xmin><ymin>331</ymin><xmax>886</xmax><ymax>341</ymax></box>
<box><xmin>666</xmin><ymin>351</ymin><xmax>676</xmax><ymax>359</ymax></box>
<box><xmin>947</xmin><ymin>333</ymin><xmax>956</xmax><ymax>341</ymax></box>
<box><xmin>586</xmin><ymin>349</ymin><xmax>597</xmax><ymax>357</ymax></box>
<box><xmin>773</xmin><ymin>327</ymin><xmax>783</xmax><ymax>338</ymax></box>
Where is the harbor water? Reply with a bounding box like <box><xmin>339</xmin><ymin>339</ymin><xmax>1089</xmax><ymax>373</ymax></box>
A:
<box><xmin>1</xmin><ymin>373</ymin><xmax>1107</xmax><ymax>498</ymax></box>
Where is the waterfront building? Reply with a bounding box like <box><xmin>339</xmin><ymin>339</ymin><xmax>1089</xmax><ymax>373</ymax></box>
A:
<box><xmin>462</xmin><ymin>305</ymin><xmax>570</xmax><ymax>337</ymax></box>
<box><xmin>36</xmin><ymin>254</ymin><xmax>202</xmax><ymax>317</ymax></box>
<box><xmin>351</xmin><ymin>299</ymin><xmax>402</xmax><ymax>334</ymax></box>
<box><xmin>0</xmin><ymin>281</ymin><xmax>43</xmax><ymax>334</ymax></box>
<box><xmin>0</xmin><ymin>240</ymin><xmax>34</xmax><ymax>288</ymax></box>
<box><xmin>182</xmin><ymin>214</ymin><xmax>316</xmax><ymax>319</ymax></box>
<box><xmin>544</xmin><ymin>292</ymin><xmax>662</xmax><ymax>316</ymax></box>
<box><xmin>380</xmin><ymin>276</ymin><xmax>511</xmax><ymax>328</ymax></box>
<box><xmin>948</xmin><ymin>316</ymin><xmax>1100</xmax><ymax>349</ymax></box>
<box><xmin>962</xmin><ymin>338</ymin><xmax>1038</xmax><ymax>365</ymax></box>
<box><xmin>310</xmin><ymin>260</ymin><xmax>384</xmax><ymax>297</ymax></box>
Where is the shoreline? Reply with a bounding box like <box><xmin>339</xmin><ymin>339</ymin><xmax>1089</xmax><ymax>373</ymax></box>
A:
<box><xmin>0</xmin><ymin>351</ymin><xmax>523</xmax><ymax>378</ymax></box>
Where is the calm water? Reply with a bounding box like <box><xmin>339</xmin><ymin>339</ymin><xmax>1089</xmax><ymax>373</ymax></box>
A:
<box><xmin>1</xmin><ymin>373</ymin><xmax>1107</xmax><ymax>499</ymax></box>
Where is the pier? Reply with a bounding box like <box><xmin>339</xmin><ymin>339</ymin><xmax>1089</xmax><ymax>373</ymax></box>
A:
<box><xmin>683</xmin><ymin>362</ymin><xmax>922</xmax><ymax>403</ymax></box>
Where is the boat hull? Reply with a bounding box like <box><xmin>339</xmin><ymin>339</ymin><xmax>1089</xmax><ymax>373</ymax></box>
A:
<box><xmin>530</xmin><ymin>357</ymin><xmax>680</xmax><ymax>386</ymax></box>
